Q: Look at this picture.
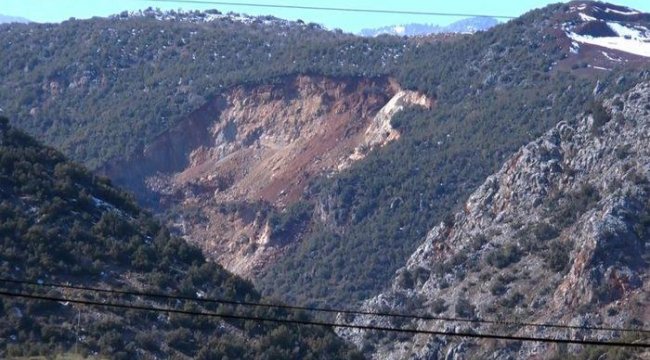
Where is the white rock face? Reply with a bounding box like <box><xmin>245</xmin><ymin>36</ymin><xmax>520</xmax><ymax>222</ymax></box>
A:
<box><xmin>340</xmin><ymin>82</ymin><xmax>650</xmax><ymax>359</ymax></box>
<box><xmin>342</xmin><ymin>90</ymin><xmax>432</xmax><ymax>169</ymax></box>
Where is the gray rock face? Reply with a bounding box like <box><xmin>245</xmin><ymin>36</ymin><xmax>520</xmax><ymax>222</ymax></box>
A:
<box><xmin>339</xmin><ymin>82</ymin><xmax>650</xmax><ymax>359</ymax></box>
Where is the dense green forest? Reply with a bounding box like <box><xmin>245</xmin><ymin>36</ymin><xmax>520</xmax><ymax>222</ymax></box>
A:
<box><xmin>0</xmin><ymin>9</ymin><xmax>404</xmax><ymax>169</ymax></box>
<box><xmin>257</xmin><ymin>5</ymin><xmax>650</xmax><ymax>306</ymax></box>
<box><xmin>0</xmin><ymin>117</ymin><xmax>361</xmax><ymax>359</ymax></box>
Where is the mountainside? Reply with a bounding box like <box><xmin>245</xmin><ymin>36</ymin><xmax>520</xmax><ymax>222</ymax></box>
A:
<box><xmin>359</xmin><ymin>17</ymin><xmax>499</xmax><ymax>37</ymax></box>
<box><xmin>2</xmin><ymin>1</ymin><xmax>650</xmax><ymax>314</ymax></box>
<box><xmin>0</xmin><ymin>117</ymin><xmax>361</xmax><ymax>359</ymax></box>
<box><xmin>257</xmin><ymin>1</ymin><xmax>650</xmax><ymax>308</ymax></box>
<box><xmin>340</xmin><ymin>80</ymin><xmax>650</xmax><ymax>359</ymax></box>
<box><xmin>101</xmin><ymin>74</ymin><xmax>431</xmax><ymax>276</ymax></box>
<box><xmin>557</xmin><ymin>1</ymin><xmax>650</xmax><ymax>70</ymax></box>
<box><xmin>0</xmin><ymin>8</ymin><xmax>404</xmax><ymax>169</ymax></box>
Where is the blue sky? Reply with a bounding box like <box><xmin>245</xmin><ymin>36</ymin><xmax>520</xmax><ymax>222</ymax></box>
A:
<box><xmin>3</xmin><ymin>0</ymin><xmax>650</xmax><ymax>33</ymax></box>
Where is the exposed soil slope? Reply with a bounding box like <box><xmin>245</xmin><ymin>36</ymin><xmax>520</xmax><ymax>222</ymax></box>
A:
<box><xmin>103</xmin><ymin>75</ymin><xmax>431</xmax><ymax>276</ymax></box>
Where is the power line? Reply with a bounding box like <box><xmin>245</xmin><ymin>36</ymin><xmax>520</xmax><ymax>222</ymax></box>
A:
<box><xmin>2</xmin><ymin>278</ymin><xmax>650</xmax><ymax>335</ymax></box>
<box><xmin>0</xmin><ymin>289</ymin><xmax>648</xmax><ymax>348</ymax></box>
<box><xmin>143</xmin><ymin>0</ymin><xmax>517</xmax><ymax>19</ymax></box>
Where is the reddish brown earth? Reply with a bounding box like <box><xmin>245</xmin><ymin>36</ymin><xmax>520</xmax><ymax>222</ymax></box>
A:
<box><xmin>102</xmin><ymin>75</ymin><xmax>432</xmax><ymax>277</ymax></box>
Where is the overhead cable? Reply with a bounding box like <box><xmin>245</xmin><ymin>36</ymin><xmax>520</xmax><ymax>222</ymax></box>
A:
<box><xmin>2</xmin><ymin>278</ymin><xmax>650</xmax><ymax>335</ymax></box>
<box><xmin>143</xmin><ymin>0</ymin><xmax>517</xmax><ymax>19</ymax></box>
<box><xmin>1</xmin><ymin>289</ymin><xmax>648</xmax><ymax>348</ymax></box>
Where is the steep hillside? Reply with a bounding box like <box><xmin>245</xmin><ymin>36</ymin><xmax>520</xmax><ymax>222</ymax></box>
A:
<box><xmin>257</xmin><ymin>2</ymin><xmax>650</xmax><ymax>307</ymax></box>
<box><xmin>340</xmin><ymin>80</ymin><xmax>650</xmax><ymax>359</ymax></box>
<box><xmin>0</xmin><ymin>117</ymin><xmax>361</xmax><ymax>359</ymax></box>
<box><xmin>0</xmin><ymin>8</ymin><xmax>405</xmax><ymax>169</ymax></box>
<box><xmin>100</xmin><ymin>74</ymin><xmax>431</xmax><ymax>276</ymax></box>
<box><xmin>2</xmin><ymin>2</ymin><xmax>650</xmax><ymax>313</ymax></box>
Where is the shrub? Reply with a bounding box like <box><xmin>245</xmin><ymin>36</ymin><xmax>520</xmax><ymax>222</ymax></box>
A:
<box><xmin>486</xmin><ymin>244</ymin><xmax>521</xmax><ymax>269</ymax></box>
<box><xmin>589</xmin><ymin>100</ymin><xmax>611</xmax><ymax>134</ymax></box>
<box><xmin>455</xmin><ymin>297</ymin><xmax>475</xmax><ymax>318</ymax></box>
<box><xmin>490</xmin><ymin>276</ymin><xmax>508</xmax><ymax>296</ymax></box>
<box><xmin>543</xmin><ymin>239</ymin><xmax>571</xmax><ymax>272</ymax></box>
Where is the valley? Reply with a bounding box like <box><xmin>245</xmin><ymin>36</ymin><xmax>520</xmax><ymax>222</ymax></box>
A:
<box><xmin>0</xmin><ymin>0</ymin><xmax>649</xmax><ymax>358</ymax></box>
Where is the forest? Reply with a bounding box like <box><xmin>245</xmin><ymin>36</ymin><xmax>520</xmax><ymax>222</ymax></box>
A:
<box><xmin>0</xmin><ymin>117</ymin><xmax>361</xmax><ymax>358</ymax></box>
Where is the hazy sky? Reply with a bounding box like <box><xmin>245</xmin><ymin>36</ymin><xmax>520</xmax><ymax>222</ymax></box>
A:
<box><xmin>3</xmin><ymin>0</ymin><xmax>650</xmax><ymax>33</ymax></box>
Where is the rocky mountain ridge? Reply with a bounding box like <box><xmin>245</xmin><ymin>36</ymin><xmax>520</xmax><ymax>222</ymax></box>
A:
<box><xmin>340</xmin><ymin>80</ymin><xmax>650</xmax><ymax>359</ymax></box>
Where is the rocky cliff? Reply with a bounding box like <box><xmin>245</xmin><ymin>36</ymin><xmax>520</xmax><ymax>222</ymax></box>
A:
<box><xmin>340</xmin><ymin>81</ymin><xmax>650</xmax><ymax>359</ymax></box>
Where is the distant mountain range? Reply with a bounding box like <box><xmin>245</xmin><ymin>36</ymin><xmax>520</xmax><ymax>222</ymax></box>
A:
<box><xmin>0</xmin><ymin>14</ymin><xmax>30</xmax><ymax>24</ymax></box>
<box><xmin>359</xmin><ymin>16</ymin><xmax>499</xmax><ymax>36</ymax></box>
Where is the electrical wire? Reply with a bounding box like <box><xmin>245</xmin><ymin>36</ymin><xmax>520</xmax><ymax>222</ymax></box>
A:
<box><xmin>0</xmin><ymin>289</ymin><xmax>648</xmax><ymax>348</ymax></box>
<box><xmin>2</xmin><ymin>278</ymin><xmax>649</xmax><ymax>335</ymax></box>
<box><xmin>143</xmin><ymin>0</ymin><xmax>517</xmax><ymax>19</ymax></box>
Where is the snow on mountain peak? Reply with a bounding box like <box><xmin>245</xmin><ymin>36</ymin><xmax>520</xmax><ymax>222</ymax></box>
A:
<box><xmin>111</xmin><ymin>7</ymin><xmax>318</xmax><ymax>30</ymax></box>
<box><xmin>563</xmin><ymin>2</ymin><xmax>650</xmax><ymax>58</ymax></box>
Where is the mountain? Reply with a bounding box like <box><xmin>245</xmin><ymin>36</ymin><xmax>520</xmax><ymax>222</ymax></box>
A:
<box><xmin>100</xmin><ymin>75</ymin><xmax>432</xmax><ymax>277</ymax></box>
<box><xmin>0</xmin><ymin>14</ymin><xmax>30</xmax><ymax>24</ymax></box>
<box><xmin>1</xmin><ymin>0</ymin><xmax>650</xmax><ymax>313</ymax></box>
<box><xmin>0</xmin><ymin>117</ymin><xmax>361</xmax><ymax>358</ymax></box>
<box><xmin>256</xmin><ymin>1</ymin><xmax>650</xmax><ymax>307</ymax></box>
<box><xmin>560</xmin><ymin>1</ymin><xmax>650</xmax><ymax>67</ymax></box>
<box><xmin>339</xmin><ymin>78</ymin><xmax>650</xmax><ymax>360</ymax></box>
<box><xmin>0</xmin><ymin>7</ymin><xmax>405</xmax><ymax>169</ymax></box>
<box><xmin>359</xmin><ymin>17</ymin><xmax>499</xmax><ymax>37</ymax></box>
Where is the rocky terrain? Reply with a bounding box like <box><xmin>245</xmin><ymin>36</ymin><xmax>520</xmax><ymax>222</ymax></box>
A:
<box><xmin>3</xmin><ymin>0</ymin><xmax>650</xmax><ymax>315</ymax></box>
<box><xmin>103</xmin><ymin>75</ymin><xmax>431</xmax><ymax>276</ymax></box>
<box><xmin>339</xmin><ymin>80</ymin><xmax>650</xmax><ymax>358</ymax></box>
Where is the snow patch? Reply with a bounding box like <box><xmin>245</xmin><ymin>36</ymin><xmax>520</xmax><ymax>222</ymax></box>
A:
<box><xmin>570</xmin><ymin>4</ymin><xmax>588</xmax><ymax>11</ymax></box>
<box><xmin>92</xmin><ymin>196</ymin><xmax>109</xmax><ymax>208</ymax></box>
<box><xmin>567</xmin><ymin>30</ymin><xmax>650</xmax><ymax>57</ymax></box>
<box><xmin>607</xmin><ymin>22</ymin><xmax>647</xmax><ymax>39</ymax></box>
<box><xmin>570</xmin><ymin>41</ymin><xmax>580</xmax><ymax>54</ymax></box>
<box><xmin>604</xmin><ymin>7</ymin><xmax>640</xmax><ymax>16</ymax></box>
<box><xmin>592</xmin><ymin>65</ymin><xmax>611</xmax><ymax>70</ymax></box>
<box><xmin>602</xmin><ymin>51</ymin><xmax>622</xmax><ymax>62</ymax></box>
<box><xmin>393</xmin><ymin>25</ymin><xmax>406</xmax><ymax>35</ymax></box>
<box><xmin>579</xmin><ymin>13</ymin><xmax>597</xmax><ymax>22</ymax></box>
<box><xmin>566</xmin><ymin>20</ymin><xmax>650</xmax><ymax>58</ymax></box>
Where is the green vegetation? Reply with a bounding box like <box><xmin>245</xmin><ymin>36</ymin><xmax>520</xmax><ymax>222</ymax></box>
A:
<box><xmin>0</xmin><ymin>117</ymin><xmax>361</xmax><ymax>359</ymax></box>
<box><xmin>486</xmin><ymin>244</ymin><xmax>522</xmax><ymax>269</ymax></box>
<box><xmin>545</xmin><ymin>183</ymin><xmax>601</xmax><ymax>229</ymax></box>
<box><xmin>2</xmin><ymin>3</ymin><xmax>649</xmax><ymax>316</ymax></box>
<box><xmin>268</xmin><ymin>201</ymin><xmax>314</xmax><ymax>244</ymax></box>
<box><xmin>258</xmin><ymin>4</ymin><xmax>650</xmax><ymax>307</ymax></box>
<box><xmin>0</xmin><ymin>12</ymin><xmax>404</xmax><ymax>168</ymax></box>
